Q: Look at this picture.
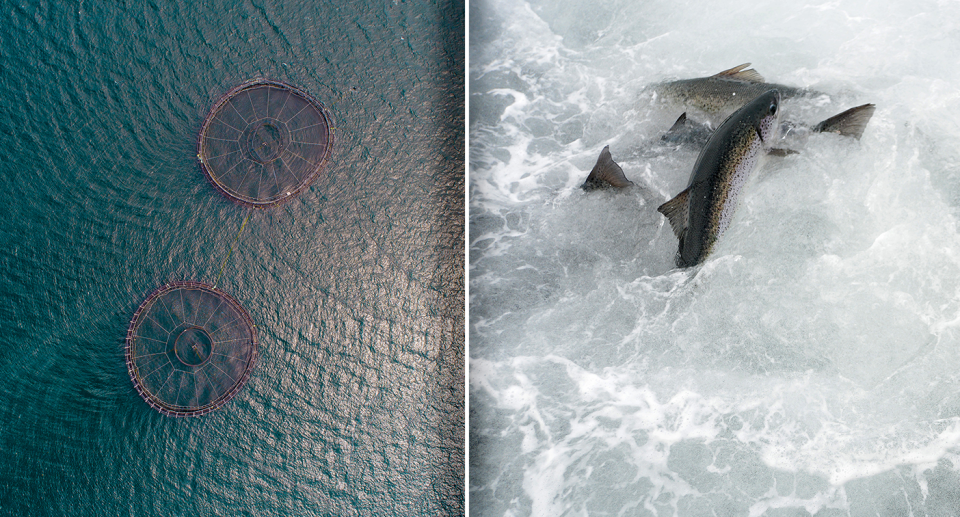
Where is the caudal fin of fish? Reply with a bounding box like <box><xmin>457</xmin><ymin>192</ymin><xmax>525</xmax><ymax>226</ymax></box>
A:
<box><xmin>712</xmin><ymin>63</ymin><xmax>765</xmax><ymax>83</ymax></box>
<box><xmin>581</xmin><ymin>146</ymin><xmax>634</xmax><ymax>190</ymax></box>
<box><xmin>657</xmin><ymin>188</ymin><xmax>690</xmax><ymax>240</ymax></box>
<box><xmin>813</xmin><ymin>103</ymin><xmax>876</xmax><ymax>140</ymax></box>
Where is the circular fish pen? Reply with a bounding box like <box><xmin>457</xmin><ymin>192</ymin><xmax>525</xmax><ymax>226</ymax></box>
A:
<box><xmin>198</xmin><ymin>79</ymin><xmax>333</xmax><ymax>208</ymax></box>
<box><xmin>125</xmin><ymin>281</ymin><xmax>258</xmax><ymax>416</ymax></box>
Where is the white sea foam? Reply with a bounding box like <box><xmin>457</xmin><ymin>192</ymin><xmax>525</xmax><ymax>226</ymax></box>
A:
<box><xmin>470</xmin><ymin>0</ymin><xmax>960</xmax><ymax>513</ymax></box>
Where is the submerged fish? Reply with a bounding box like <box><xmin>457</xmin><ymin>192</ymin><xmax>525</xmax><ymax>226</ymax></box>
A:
<box><xmin>657</xmin><ymin>89</ymin><xmax>782</xmax><ymax>267</ymax></box>
<box><xmin>653</xmin><ymin>63</ymin><xmax>814</xmax><ymax>122</ymax></box>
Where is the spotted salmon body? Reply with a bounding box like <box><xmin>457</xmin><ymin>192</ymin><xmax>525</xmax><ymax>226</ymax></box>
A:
<box><xmin>657</xmin><ymin>89</ymin><xmax>782</xmax><ymax>267</ymax></box>
<box><xmin>653</xmin><ymin>64</ymin><xmax>807</xmax><ymax>123</ymax></box>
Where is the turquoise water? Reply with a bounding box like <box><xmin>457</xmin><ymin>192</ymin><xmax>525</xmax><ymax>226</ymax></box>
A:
<box><xmin>0</xmin><ymin>1</ymin><xmax>464</xmax><ymax>515</ymax></box>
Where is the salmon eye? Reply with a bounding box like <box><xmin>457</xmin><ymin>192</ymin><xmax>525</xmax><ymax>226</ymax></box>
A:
<box><xmin>769</xmin><ymin>102</ymin><xmax>778</xmax><ymax>115</ymax></box>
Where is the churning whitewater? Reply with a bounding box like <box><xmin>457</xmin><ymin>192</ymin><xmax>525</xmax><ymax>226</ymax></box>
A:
<box><xmin>470</xmin><ymin>0</ymin><xmax>960</xmax><ymax>514</ymax></box>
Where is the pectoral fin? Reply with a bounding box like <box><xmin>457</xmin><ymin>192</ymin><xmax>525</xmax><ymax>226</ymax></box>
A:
<box><xmin>581</xmin><ymin>146</ymin><xmax>634</xmax><ymax>190</ymax></box>
<box><xmin>768</xmin><ymin>148</ymin><xmax>799</xmax><ymax>157</ymax></box>
<box><xmin>657</xmin><ymin>188</ymin><xmax>690</xmax><ymax>240</ymax></box>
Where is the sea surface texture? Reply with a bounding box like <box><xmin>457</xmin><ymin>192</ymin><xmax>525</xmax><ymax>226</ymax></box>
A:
<box><xmin>0</xmin><ymin>1</ymin><xmax>464</xmax><ymax>515</ymax></box>
<box><xmin>470</xmin><ymin>0</ymin><xmax>960</xmax><ymax>515</ymax></box>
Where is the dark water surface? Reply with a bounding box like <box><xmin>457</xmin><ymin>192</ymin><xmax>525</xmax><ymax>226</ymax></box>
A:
<box><xmin>0</xmin><ymin>1</ymin><xmax>464</xmax><ymax>514</ymax></box>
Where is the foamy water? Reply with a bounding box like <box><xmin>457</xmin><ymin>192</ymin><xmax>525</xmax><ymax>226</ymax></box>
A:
<box><xmin>469</xmin><ymin>0</ymin><xmax>960</xmax><ymax>514</ymax></box>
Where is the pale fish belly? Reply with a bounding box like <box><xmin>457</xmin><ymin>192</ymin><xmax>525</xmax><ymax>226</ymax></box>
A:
<box><xmin>716</xmin><ymin>135</ymin><xmax>765</xmax><ymax>237</ymax></box>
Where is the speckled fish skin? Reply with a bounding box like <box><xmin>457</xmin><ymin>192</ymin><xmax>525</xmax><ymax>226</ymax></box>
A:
<box><xmin>654</xmin><ymin>63</ymin><xmax>808</xmax><ymax>123</ymax></box>
<box><xmin>658</xmin><ymin>89</ymin><xmax>782</xmax><ymax>268</ymax></box>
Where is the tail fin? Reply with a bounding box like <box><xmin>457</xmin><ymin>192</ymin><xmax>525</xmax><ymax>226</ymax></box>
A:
<box><xmin>581</xmin><ymin>146</ymin><xmax>634</xmax><ymax>190</ymax></box>
<box><xmin>813</xmin><ymin>103</ymin><xmax>876</xmax><ymax>140</ymax></box>
<box><xmin>657</xmin><ymin>188</ymin><xmax>690</xmax><ymax>240</ymax></box>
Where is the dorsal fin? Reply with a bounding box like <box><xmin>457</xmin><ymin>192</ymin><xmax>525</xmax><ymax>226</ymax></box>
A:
<box><xmin>667</xmin><ymin>112</ymin><xmax>688</xmax><ymax>133</ymax></box>
<box><xmin>712</xmin><ymin>63</ymin><xmax>765</xmax><ymax>83</ymax></box>
<box><xmin>657</xmin><ymin>188</ymin><xmax>690</xmax><ymax>239</ymax></box>
<box><xmin>581</xmin><ymin>146</ymin><xmax>634</xmax><ymax>190</ymax></box>
<box><xmin>812</xmin><ymin>103</ymin><xmax>877</xmax><ymax>140</ymax></box>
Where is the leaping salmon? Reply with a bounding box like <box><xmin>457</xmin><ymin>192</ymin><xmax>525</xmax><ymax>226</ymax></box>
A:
<box><xmin>658</xmin><ymin>89</ymin><xmax>782</xmax><ymax>267</ymax></box>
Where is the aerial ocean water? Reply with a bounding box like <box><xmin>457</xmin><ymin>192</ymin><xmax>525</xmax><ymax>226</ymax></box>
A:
<box><xmin>0</xmin><ymin>1</ymin><xmax>463</xmax><ymax>515</ymax></box>
<box><xmin>469</xmin><ymin>0</ymin><xmax>960</xmax><ymax>515</ymax></box>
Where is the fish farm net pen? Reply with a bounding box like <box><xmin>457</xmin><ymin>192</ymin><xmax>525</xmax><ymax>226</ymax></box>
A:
<box><xmin>125</xmin><ymin>281</ymin><xmax>258</xmax><ymax>416</ymax></box>
<box><xmin>197</xmin><ymin>79</ymin><xmax>334</xmax><ymax>209</ymax></box>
